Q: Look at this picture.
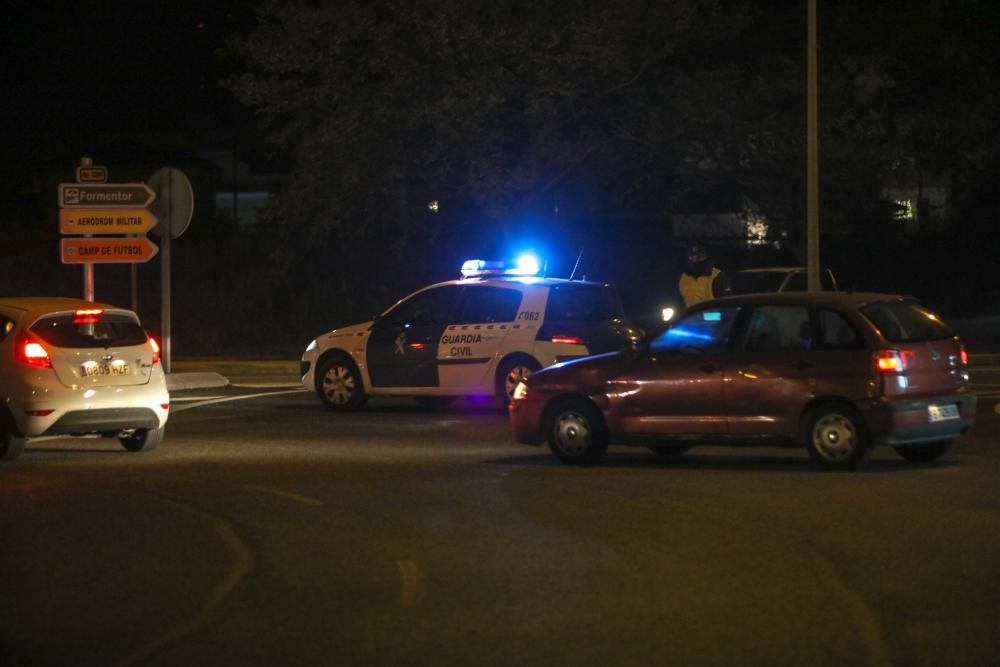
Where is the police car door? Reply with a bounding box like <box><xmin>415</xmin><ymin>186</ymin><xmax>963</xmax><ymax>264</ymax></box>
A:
<box><xmin>438</xmin><ymin>285</ymin><xmax>523</xmax><ymax>387</ymax></box>
<box><xmin>367</xmin><ymin>286</ymin><xmax>462</xmax><ymax>388</ymax></box>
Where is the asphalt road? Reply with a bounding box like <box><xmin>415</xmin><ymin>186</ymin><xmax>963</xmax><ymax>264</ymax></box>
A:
<box><xmin>2</xmin><ymin>370</ymin><xmax>1000</xmax><ymax>667</ymax></box>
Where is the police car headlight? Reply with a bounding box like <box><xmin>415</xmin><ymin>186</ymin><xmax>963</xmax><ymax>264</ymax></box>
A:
<box><xmin>305</xmin><ymin>339</ymin><xmax>317</xmax><ymax>353</ymax></box>
<box><xmin>512</xmin><ymin>381</ymin><xmax>528</xmax><ymax>401</ymax></box>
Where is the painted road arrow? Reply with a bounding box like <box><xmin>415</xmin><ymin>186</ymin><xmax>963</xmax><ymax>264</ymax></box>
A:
<box><xmin>60</xmin><ymin>209</ymin><xmax>159</xmax><ymax>235</ymax></box>
<box><xmin>58</xmin><ymin>183</ymin><xmax>156</xmax><ymax>209</ymax></box>
<box><xmin>60</xmin><ymin>237</ymin><xmax>159</xmax><ymax>264</ymax></box>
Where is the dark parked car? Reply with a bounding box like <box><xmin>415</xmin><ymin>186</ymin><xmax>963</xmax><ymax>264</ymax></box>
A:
<box><xmin>731</xmin><ymin>266</ymin><xmax>838</xmax><ymax>294</ymax></box>
<box><xmin>509</xmin><ymin>292</ymin><xmax>976</xmax><ymax>470</ymax></box>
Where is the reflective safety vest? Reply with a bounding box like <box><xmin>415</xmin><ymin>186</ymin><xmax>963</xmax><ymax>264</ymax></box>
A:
<box><xmin>679</xmin><ymin>267</ymin><xmax>721</xmax><ymax>307</ymax></box>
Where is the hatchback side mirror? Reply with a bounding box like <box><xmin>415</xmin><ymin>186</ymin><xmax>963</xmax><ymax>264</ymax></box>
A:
<box><xmin>630</xmin><ymin>338</ymin><xmax>650</xmax><ymax>356</ymax></box>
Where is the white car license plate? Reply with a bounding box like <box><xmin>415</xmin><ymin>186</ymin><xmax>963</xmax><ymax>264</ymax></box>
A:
<box><xmin>927</xmin><ymin>404</ymin><xmax>959</xmax><ymax>422</ymax></box>
<box><xmin>81</xmin><ymin>363</ymin><xmax>130</xmax><ymax>377</ymax></box>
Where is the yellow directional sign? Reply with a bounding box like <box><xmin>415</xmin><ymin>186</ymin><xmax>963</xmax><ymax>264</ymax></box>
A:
<box><xmin>61</xmin><ymin>237</ymin><xmax>159</xmax><ymax>264</ymax></box>
<box><xmin>60</xmin><ymin>209</ymin><xmax>159</xmax><ymax>235</ymax></box>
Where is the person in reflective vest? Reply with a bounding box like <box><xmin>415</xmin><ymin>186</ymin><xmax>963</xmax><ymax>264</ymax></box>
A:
<box><xmin>678</xmin><ymin>242</ymin><xmax>731</xmax><ymax>307</ymax></box>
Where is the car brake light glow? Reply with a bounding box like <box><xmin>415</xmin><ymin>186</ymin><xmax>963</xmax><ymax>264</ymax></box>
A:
<box><xmin>874</xmin><ymin>349</ymin><xmax>914</xmax><ymax>373</ymax></box>
<box><xmin>959</xmin><ymin>345</ymin><xmax>968</xmax><ymax>365</ymax></box>
<box><xmin>73</xmin><ymin>308</ymin><xmax>104</xmax><ymax>325</ymax></box>
<box><xmin>25</xmin><ymin>409</ymin><xmax>55</xmax><ymax>417</ymax></box>
<box><xmin>15</xmin><ymin>332</ymin><xmax>52</xmax><ymax>368</ymax></box>
<box><xmin>160</xmin><ymin>403</ymin><xmax>170</xmax><ymax>410</ymax></box>
<box><xmin>149</xmin><ymin>337</ymin><xmax>161</xmax><ymax>365</ymax></box>
<box><xmin>551</xmin><ymin>335</ymin><xmax>585</xmax><ymax>345</ymax></box>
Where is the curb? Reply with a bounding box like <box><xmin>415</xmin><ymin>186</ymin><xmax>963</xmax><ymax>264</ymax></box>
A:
<box><xmin>166</xmin><ymin>372</ymin><xmax>230</xmax><ymax>392</ymax></box>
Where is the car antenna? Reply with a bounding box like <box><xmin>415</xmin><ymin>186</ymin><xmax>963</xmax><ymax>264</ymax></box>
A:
<box><xmin>569</xmin><ymin>246</ymin><xmax>584</xmax><ymax>281</ymax></box>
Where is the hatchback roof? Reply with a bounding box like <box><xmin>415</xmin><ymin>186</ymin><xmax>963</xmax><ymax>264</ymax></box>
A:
<box><xmin>700</xmin><ymin>291</ymin><xmax>915</xmax><ymax>310</ymax></box>
<box><xmin>0</xmin><ymin>297</ymin><xmax>134</xmax><ymax>323</ymax></box>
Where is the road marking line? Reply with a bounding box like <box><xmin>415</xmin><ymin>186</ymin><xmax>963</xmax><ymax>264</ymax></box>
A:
<box><xmin>243</xmin><ymin>484</ymin><xmax>323</xmax><ymax>506</ymax></box>
<box><xmin>170</xmin><ymin>395</ymin><xmax>228</xmax><ymax>402</ymax></box>
<box><xmin>813</xmin><ymin>556</ymin><xmax>892</xmax><ymax>667</ymax></box>
<box><xmin>171</xmin><ymin>388</ymin><xmax>307</xmax><ymax>412</ymax></box>
<box><xmin>397</xmin><ymin>559</ymin><xmax>425</xmax><ymax>607</ymax></box>
<box><xmin>119</xmin><ymin>498</ymin><xmax>254</xmax><ymax>666</ymax></box>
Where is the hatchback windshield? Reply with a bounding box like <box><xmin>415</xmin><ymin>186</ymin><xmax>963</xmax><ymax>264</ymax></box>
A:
<box><xmin>860</xmin><ymin>302</ymin><xmax>954</xmax><ymax>343</ymax></box>
<box><xmin>544</xmin><ymin>284</ymin><xmax>625</xmax><ymax>320</ymax></box>
<box><xmin>652</xmin><ymin>306</ymin><xmax>741</xmax><ymax>354</ymax></box>
<box><xmin>31</xmin><ymin>312</ymin><xmax>148</xmax><ymax>348</ymax></box>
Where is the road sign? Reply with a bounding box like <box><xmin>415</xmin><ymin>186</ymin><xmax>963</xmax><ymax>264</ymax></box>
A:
<box><xmin>76</xmin><ymin>165</ymin><xmax>108</xmax><ymax>183</ymax></box>
<box><xmin>58</xmin><ymin>183</ymin><xmax>156</xmax><ymax>209</ymax></box>
<box><xmin>148</xmin><ymin>167</ymin><xmax>194</xmax><ymax>239</ymax></box>
<box><xmin>59</xmin><ymin>209</ymin><xmax>159</xmax><ymax>235</ymax></box>
<box><xmin>60</xmin><ymin>237</ymin><xmax>159</xmax><ymax>264</ymax></box>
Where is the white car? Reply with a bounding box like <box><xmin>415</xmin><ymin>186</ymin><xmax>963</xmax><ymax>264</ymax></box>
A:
<box><xmin>301</xmin><ymin>260</ymin><xmax>643</xmax><ymax>410</ymax></box>
<box><xmin>0</xmin><ymin>297</ymin><xmax>169</xmax><ymax>461</ymax></box>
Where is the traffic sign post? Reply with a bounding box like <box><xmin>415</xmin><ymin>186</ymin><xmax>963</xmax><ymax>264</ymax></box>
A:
<box><xmin>60</xmin><ymin>238</ymin><xmax>159</xmax><ymax>264</ymax></box>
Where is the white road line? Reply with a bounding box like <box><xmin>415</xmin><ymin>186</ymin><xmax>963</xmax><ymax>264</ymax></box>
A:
<box><xmin>242</xmin><ymin>484</ymin><xmax>323</xmax><ymax>506</ymax></box>
<box><xmin>171</xmin><ymin>388</ymin><xmax>307</xmax><ymax>412</ymax></box>
<box><xmin>397</xmin><ymin>559</ymin><xmax>425</xmax><ymax>607</ymax></box>
<box><xmin>171</xmin><ymin>395</ymin><xmax>229</xmax><ymax>402</ymax></box>
<box><xmin>119</xmin><ymin>497</ymin><xmax>254</xmax><ymax>666</ymax></box>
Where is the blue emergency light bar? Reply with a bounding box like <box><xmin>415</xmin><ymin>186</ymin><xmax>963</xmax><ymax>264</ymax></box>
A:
<box><xmin>460</xmin><ymin>255</ymin><xmax>542</xmax><ymax>278</ymax></box>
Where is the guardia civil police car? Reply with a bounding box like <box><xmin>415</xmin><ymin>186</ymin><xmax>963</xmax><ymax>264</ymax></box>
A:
<box><xmin>300</xmin><ymin>258</ymin><xmax>642</xmax><ymax>410</ymax></box>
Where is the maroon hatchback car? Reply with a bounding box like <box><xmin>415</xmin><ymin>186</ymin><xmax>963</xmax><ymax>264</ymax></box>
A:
<box><xmin>509</xmin><ymin>292</ymin><xmax>976</xmax><ymax>470</ymax></box>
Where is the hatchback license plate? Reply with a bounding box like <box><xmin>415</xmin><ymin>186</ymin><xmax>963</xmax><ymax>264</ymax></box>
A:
<box><xmin>81</xmin><ymin>363</ymin><xmax>130</xmax><ymax>377</ymax></box>
<box><xmin>928</xmin><ymin>404</ymin><xmax>959</xmax><ymax>422</ymax></box>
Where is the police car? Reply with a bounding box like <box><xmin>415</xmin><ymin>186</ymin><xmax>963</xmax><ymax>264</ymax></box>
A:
<box><xmin>300</xmin><ymin>259</ymin><xmax>643</xmax><ymax>410</ymax></box>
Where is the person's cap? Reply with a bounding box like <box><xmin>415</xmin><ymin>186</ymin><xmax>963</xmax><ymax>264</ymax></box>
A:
<box><xmin>687</xmin><ymin>243</ymin><xmax>707</xmax><ymax>261</ymax></box>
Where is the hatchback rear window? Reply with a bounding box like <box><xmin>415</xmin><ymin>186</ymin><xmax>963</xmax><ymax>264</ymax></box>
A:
<box><xmin>860</xmin><ymin>302</ymin><xmax>953</xmax><ymax>343</ymax></box>
<box><xmin>31</xmin><ymin>312</ymin><xmax>148</xmax><ymax>348</ymax></box>
<box><xmin>544</xmin><ymin>285</ymin><xmax>625</xmax><ymax>321</ymax></box>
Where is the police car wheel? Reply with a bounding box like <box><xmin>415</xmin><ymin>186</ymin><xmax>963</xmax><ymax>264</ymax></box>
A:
<box><xmin>496</xmin><ymin>356</ymin><xmax>541</xmax><ymax>405</ymax></box>
<box><xmin>317</xmin><ymin>357</ymin><xmax>367</xmax><ymax>411</ymax></box>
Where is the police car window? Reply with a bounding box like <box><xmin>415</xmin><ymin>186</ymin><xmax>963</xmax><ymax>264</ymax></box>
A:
<box><xmin>544</xmin><ymin>285</ymin><xmax>624</xmax><ymax>321</ymax></box>
<box><xmin>31</xmin><ymin>313</ymin><xmax>148</xmax><ymax>348</ymax></box>
<box><xmin>383</xmin><ymin>286</ymin><xmax>461</xmax><ymax>327</ymax></box>
<box><xmin>652</xmin><ymin>306</ymin><xmax>740</xmax><ymax>354</ymax></box>
<box><xmin>818</xmin><ymin>309</ymin><xmax>862</xmax><ymax>349</ymax></box>
<box><xmin>743</xmin><ymin>306</ymin><xmax>811</xmax><ymax>352</ymax></box>
<box><xmin>453</xmin><ymin>287</ymin><xmax>522</xmax><ymax>324</ymax></box>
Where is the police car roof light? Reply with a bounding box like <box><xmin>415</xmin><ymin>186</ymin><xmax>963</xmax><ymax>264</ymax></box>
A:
<box><xmin>460</xmin><ymin>257</ymin><xmax>543</xmax><ymax>278</ymax></box>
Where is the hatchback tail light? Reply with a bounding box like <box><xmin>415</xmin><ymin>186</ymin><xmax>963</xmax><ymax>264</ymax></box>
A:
<box><xmin>15</xmin><ymin>332</ymin><xmax>52</xmax><ymax>368</ymax></box>
<box><xmin>959</xmin><ymin>344</ymin><xmax>968</xmax><ymax>366</ymax></box>
<box><xmin>149</xmin><ymin>337</ymin><xmax>161</xmax><ymax>365</ymax></box>
<box><xmin>874</xmin><ymin>349</ymin><xmax>914</xmax><ymax>373</ymax></box>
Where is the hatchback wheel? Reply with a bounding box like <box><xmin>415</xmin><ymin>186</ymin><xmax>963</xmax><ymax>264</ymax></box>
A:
<box><xmin>119</xmin><ymin>425</ymin><xmax>164</xmax><ymax>453</ymax></box>
<box><xmin>317</xmin><ymin>357</ymin><xmax>367</xmax><ymax>411</ymax></box>
<box><xmin>804</xmin><ymin>403</ymin><xmax>871</xmax><ymax>470</ymax></box>
<box><xmin>546</xmin><ymin>399</ymin><xmax>608</xmax><ymax>465</ymax></box>
<box><xmin>894</xmin><ymin>439</ymin><xmax>952</xmax><ymax>463</ymax></box>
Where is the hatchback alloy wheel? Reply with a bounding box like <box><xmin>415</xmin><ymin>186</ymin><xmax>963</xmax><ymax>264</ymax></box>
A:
<box><xmin>546</xmin><ymin>399</ymin><xmax>609</xmax><ymax>465</ymax></box>
<box><xmin>804</xmin><ymin>404</ymin><xmax>871</xmax><ymax>470</ymax></box>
